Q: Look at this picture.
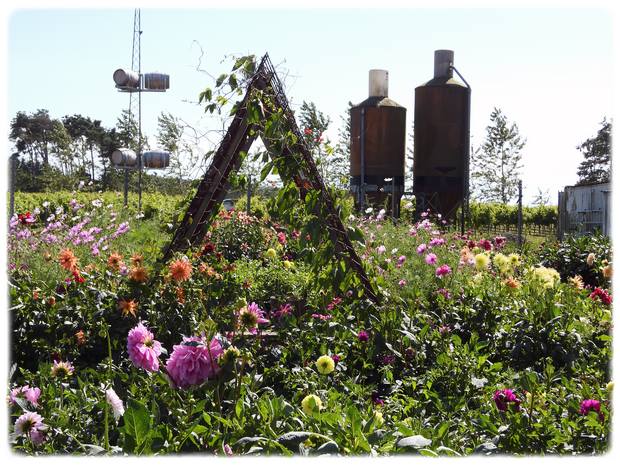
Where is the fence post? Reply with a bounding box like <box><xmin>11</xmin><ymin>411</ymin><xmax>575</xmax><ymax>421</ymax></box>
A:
<box><xmin>517</xmin><ymin>180</ymin><xmax>523</xmax><ymax>247</ymax></box>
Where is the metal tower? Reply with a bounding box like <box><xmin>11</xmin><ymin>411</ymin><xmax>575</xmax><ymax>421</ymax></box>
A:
<box><xmin>123</xmin><ymin>9</ymin><xmax>142</xmax><ymax>208</ymax></box>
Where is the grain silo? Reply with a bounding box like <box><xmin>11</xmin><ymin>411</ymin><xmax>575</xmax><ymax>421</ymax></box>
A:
<box><xmin>350</xmin><ymin>70</ymin><xmax>407</xmax><ymax>217</ymax></box>
<box><xmin>413</xmin><ymin>50</ymin><xmax>471</xmax><ymax>220</ymax></box>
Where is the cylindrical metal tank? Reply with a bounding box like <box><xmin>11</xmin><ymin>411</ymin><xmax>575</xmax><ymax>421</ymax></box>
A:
<box><xmin>113</xmin><ymin>69</ymin><xmax>140</xmax><ymax>88</ymax></box>
<box><xmin>143</xmin><ymin>151</ymin><xmax>170</xmax><ymax>169</ymax></box>
<box><xmin>111</xmin><ymin>148</ymin><xmax>138</xmax><ymax>167</ymax></box>
<box><xmin>350</xmin><ymin>69</ymin><xmax>406</xmax><ymax>217</ymax></box>
<box><xmin>143</xmin><ymin>73</ymin><xmax>170</xmax><ymax>90</ymax></box>
<box><xmin>413</xmin><ymin>50</ymin><xmax>470</xmax><ymax>220</ymax></box>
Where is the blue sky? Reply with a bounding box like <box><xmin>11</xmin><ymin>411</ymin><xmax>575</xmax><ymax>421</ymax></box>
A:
<box><xmin>5</xmin><ymin>6</ymin><xmax>614</xmax><ymax>203</ymax></box>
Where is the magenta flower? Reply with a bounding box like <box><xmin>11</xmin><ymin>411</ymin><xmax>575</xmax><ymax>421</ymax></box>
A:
<box><xmin>377</xmin><ymin>245</ymin><xmax>387</xmax><ymax>255</ymax></box>
<box><xmin>494</xmin><ymin>236</ymin><xmax>507</xmax><ymax>249</ymax></box>
<box><xmin>311</xmin><ymin>313</ymin><xmax>332</xmax><ymax>321</ymax></box>
<box><xmin>398</xmin><ymin>279</ymin><xmax>407</xmax><ymax>287</ymax></box>
<box><xmin>580</xmin><ymin>399</ymin><xmax>604</xmax><ymax>420</ymax></box>
<box><xmin>331</xmin><ymin>354</ymin><xmax>341</xmax><ymax>364</ymax></box>
<box><xmin>478</xmin><ymin>239</ymin><xmax>493</xmax><ymax>251</ymax></box>
<box><xmin>277</xmin><ymin>231</ymin><xmax>287</xmax><ymax>245</ymax></box>
<box><xmin>165</xmin><ymin>336</ymin><xmax>223</xmax><ymax>389</ymax></box>
<box><xmin>273</xmin><ymin>303</ymin><xmax>293</xmax><ymax>319</ymax></box>
<box><xmin>416</xmin><ymin>244</ymin><xmax>427</xmax><ymax>255</ymax></box>
<box><xmin>358</xmin><ymin>330</ymin><xmax>369</xmax><ymax>342</ymax></box>
<box><xmin>14</xmin><ymin>411</ymin><xmax>47</xmax><ymax>445</ymax></box>
<box><xmin>425</xmin><ymin>253</ymin><xmax>438</xmax><ymax>265</ymax></box>
<box><xmin>127</xmin><ymin>323</ymin><xmax>162</xmax><ymax>372</ymax></box>
<box><xmin>397</xmin><ymin>255</ymin><xmax>406</xmax><ymax>268</ymax></box>
<box><xmin>493</xmin><ymin>389</ymin><xmax>521</xmax><ymax>412</ymax></box>
<box><xmin>589</xmin><ymin>288</ymin><xmax>612</xmax><ymax>305</ymax></box>
<box><xmin>435</xmin><ymin>264</ymin><xmax>452</xmax><ymax>277</ymax></box>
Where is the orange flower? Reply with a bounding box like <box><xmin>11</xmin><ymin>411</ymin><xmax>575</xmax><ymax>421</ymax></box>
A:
<box><xmin>118</xmin><ymin>299</ymin><xmax>138</xmax><ymax>318</ymax></box>
<box><xmin>107</xmin><ymin>252</ymin><xmax>124</xmax><ymax>270</ymax></box>
<box><xmin>505</xmin><ymin>277</ymin><xmax>521</xmax><ymax>289</ymax></box>
<box><xmin>33</xmin><ymin>289</ymin><xmax>40</xmax><ymax>300</ymax></box>
<box><xmin>47</xmin><ymin>296</ymin><xmax>56</xmax><ymax>306</ymax></box>
<box><xmin>75</xmin><ymin>330</ymin><xmax>86</xmax><ymax>346</ymax></box>
<box><xmin>169</xmin><ymin>259</ymin><xmax>192</xmax><ymax>283</ymax></box>
<box><xmin>59</xmin><ymin>249</ymin><xmax>78</xmax><ymax>271</ymax></box>
<box><xmin>602</xmin><ymin>264</ymin><xmax>612</xmax><ymax>279</ymax></box>
<box><xmin>129</xmin><ymin>266</ymin><xmax>148</xmax><ymax>283</ymax></box>
<box><xmin>131</xmin><ymin>253</ymin><xmax>144</xmax><ymax>267</ymax></box>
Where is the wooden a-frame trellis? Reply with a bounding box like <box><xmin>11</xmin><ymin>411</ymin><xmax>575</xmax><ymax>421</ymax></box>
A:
<box><xmin>161</xmin><ymin>54</ymin><xmax>378</xmax><ymax>303</ymax></box>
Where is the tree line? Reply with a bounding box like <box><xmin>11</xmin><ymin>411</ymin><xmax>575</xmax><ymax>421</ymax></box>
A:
<box><xmin>8</xmin><ymin>105</ymin><xmax>610</xmax><ymax>202</ymax></box>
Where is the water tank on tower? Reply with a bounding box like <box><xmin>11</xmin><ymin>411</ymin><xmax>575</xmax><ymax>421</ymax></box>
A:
<box><xmin>413</xmin><ymin>50</ymin><xmax>471</xmax><ymax>220</ymax></box>
<box><xmin>350</xmin><ymin>70</ymin><xmax>406</xmax><ymax>217</ymax></box>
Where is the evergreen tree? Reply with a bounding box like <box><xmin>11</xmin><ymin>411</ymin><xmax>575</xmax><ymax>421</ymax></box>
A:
<box><xmin>470</xmin><ymin>107</ymin><xmax>525</xmax><ymax>203</ymax></box>
<box><xmin>576</xmin><ymin>119</ymin><xmax>611</xmax><ymax>185</ymax></box>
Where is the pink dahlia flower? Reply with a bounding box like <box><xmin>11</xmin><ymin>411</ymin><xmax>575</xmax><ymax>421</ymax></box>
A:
<box><xmin>435</xmin><ymin>264</ymin><xmax>452</xmax><ymax>277</ymax></box>
<box><xmin>493</xmin><ymin>389</ymin><xmax>521</xmax><ymax>412</ymax></box>
<box><xmin>580</xmin><ymin>399</ymin><xmax>604</xmax><ymax>420</ymax></box>
<box><xmin>127</xmin><ymin>323</ymin><xmax>162</xmax><ymax>372</ymax></box>
<box><xmin>9</xmin><ymin>385</ymin><xmax>41</xmax><ymax>408</ymax></box>
<box><xmin>425</xmin><ymin>253</ymin><xmax>438</xmax><ymax>265</ymax></box>
<box><xmin>165</xmin><ymin>336</ymin><xmax>224</xmax><ymax>389</ymax></box>
<box><xmin>416</xmin><ymin>243</ymin><xmax>427</xmax><ymax>255</ymax></box>
<box><xmin>14</xmin><ymin>411</ymin><xmax>47</xmax><ymax>445</ymax></box>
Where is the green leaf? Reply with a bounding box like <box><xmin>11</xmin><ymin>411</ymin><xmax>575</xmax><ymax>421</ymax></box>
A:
<box><xmin>122</xmin><ymin>399</ymin><xmax>151</xmax><ymax>451</ymax></box>
<box><xmin>216</xmin><ymin>73</ymin><xmax>227</xmax><ymax>87</ymax></box>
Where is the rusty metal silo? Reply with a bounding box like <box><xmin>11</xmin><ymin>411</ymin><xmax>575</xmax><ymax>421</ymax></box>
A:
<box><xmin>350</xmin><ymin>70</ymin><xmax>406</xmax><ymax>217</ymax></box>
<box><xmin>413</xmin><ymin>50</ymin><xmax>471</xmax><ymax>221</ymax></box>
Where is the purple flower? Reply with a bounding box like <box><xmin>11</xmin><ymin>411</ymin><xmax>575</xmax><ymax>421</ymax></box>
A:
<box><xmin>580</xmin><ymin>399</ymin><xmax>604</xmax><ymax>420</ymax></box>
<box><xmin>127</xmin><ymin>323</ymin><xmax>162</xmax><ymax>372</ymax></box>
<box><xmin>380</xmin><ymin>354</ymin><xmax>395</xmax><ymax>365</ymax></box>
<box><xmin>377</xmin><ymin>245</ymin><xmax>386</xmax><ymax>255</ymax></box>
<box><xmin>223</xmin><ymin>443</ymin><xmax>233</xmax><ymax>456</ymax></box>
<box><xmin>429</xmin><ymin>237</ymin><xmax>446</xmax><ymax>247</ymax></box>
<box><xmin>398</xmin><ymin>279</ymin><xmax>407</xmax><ymax>287</ymax></box>
<box><xmin>493</xmin><ymin>389</ymin><xmax>521</xmax><ymax>412</ymax></box>
<box><xmin>437</xmin><ymin>288</ymin><xmax>451</xmax><ymax>299</ymax></box>
<box><xmin>416</xmin><ymin>243</ymin><xmax>427</xmax><ymax>255</ymax></box>
<box><xmin>165</xmin><ymin>336</ymin><xmax>223</xmax><ymax>389</ymax></box>
<box><xmin>435</xmin><ymin>264</ymin><xmax>452</xmax><ymax>277</ymax></box>
<box><xmin>358</xmin><ymin>330</ymin><xmax>369</xmax><ymax>342</ymax></box>
<box><xmin>425</xmin><ymin>253</ymin><xmax>437</xmax><ymax>265</ymax></box>
<box><xmin>371</xmin><ymin>391</ymin><xmax>385</xmax><ymax>406</ymax></box>
<box><xmin>331</xmin><ymin>354</ymin><xmax>341</xmax><ymax>364</ymax></box>
<box><xmin>396</xmin><ymin>255</ymin><xmax>406</xmax><ymax>268</ymax></box>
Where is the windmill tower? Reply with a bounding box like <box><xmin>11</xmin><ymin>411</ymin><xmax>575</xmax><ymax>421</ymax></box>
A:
<box><xmin>112</xmin><ymin>9</ymin><xmax>170</xmax><ymax>211</ymax></box>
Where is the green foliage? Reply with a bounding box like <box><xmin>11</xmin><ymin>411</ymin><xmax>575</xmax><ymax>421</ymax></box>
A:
<box><xmin>576</xmin><ymin>119</ymin><xmax>611</xmax><ymax>185</ymax></box>
<box><xmin>537</xmin><ymin>233</ymin><xmax>612</xmax><ymax>287</ymax></box>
